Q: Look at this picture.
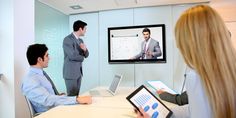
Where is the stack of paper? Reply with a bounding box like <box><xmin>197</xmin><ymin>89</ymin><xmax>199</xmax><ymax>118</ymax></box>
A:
<box><xmin>147</xmin><ymin>81</ymin><xmax>177</xmax><ymax>94</ymax></box>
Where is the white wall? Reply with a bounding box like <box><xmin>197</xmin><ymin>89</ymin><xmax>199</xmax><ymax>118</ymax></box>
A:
<box><xmin>0</xmin><ymin>0</ymin><xmax>34</xmax><ymax>118</ymax></box>
<box><xmin>0</xmin><ymin>1</ymin><xmax>15</xmax><ymax>118</ymax></box>
<box><xmin>14</xmin><ymin>1</ymin><xmax>34</xmax><ymax>118</ymax></box>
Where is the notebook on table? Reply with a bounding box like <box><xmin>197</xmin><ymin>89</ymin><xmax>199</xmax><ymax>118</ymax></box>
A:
<box><xmin>147</xmin><ymin>81</ymin><xmax>177</xmax><ymax>94</ymax></box>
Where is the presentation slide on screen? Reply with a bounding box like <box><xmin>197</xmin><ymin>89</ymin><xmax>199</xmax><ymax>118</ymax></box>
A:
<box><xmin>109</xmin><ymin>27</ymin><xmax>163</xmax><ymax>60</ymax></box>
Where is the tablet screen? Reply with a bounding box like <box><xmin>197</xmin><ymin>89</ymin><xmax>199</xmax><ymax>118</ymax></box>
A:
<box><xmin>126</xmin><ymin>85</ymin><xmax>172</xmax><ymax>118</ymax></box>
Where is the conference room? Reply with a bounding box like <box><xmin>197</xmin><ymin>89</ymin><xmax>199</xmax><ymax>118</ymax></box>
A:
<box><xmin>0</xmin><ymin>0</ymin><xmax>236</xmax><ymax>118</ymax></box>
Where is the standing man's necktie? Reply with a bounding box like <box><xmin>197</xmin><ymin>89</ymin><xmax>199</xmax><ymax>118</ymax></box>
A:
<box><xmin>43</xmin><ymin>71</ymin><xmax>59</xmax><ymax>95</ymax></box>
<box><xmin>80</xmin><ymin>67</ymin><xmax>83</xmax><ymax>76</ymax></box>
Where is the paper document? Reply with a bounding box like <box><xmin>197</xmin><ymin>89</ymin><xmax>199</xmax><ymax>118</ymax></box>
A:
<box><xmin>147</xmin><ymin>81</ymin><xmax>177</xmax><ymax>94</ymax></box>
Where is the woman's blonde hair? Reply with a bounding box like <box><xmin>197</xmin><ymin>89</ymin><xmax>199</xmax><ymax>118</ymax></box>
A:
<box><xmin>175</xmin><ymin>5</ymin><xmax>236</xmax><ymax>118</ymax></box>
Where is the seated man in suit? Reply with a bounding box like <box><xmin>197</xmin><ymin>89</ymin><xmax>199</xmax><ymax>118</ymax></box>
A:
<box><xmin>21</xmin><ymin>44</ymin><xmax>92</xmax><ymax>113</ymax></box>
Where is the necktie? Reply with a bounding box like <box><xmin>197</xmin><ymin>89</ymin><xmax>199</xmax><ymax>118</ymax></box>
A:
<box><xmin>142</xmin><ymin>43</ymin><xmax>147</xmax><ymax>59</ymax></box>
<box><xmin>80</xmin><ymin>67</ymin><xmax>83</xmax><ymax>76</ymax></box>
<box><xmin>43</xmin><ymin>71</ymin><xmax>59</xmax><ymax>95</ymax></box>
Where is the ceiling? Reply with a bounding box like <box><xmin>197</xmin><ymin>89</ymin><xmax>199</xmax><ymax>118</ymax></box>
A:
<box><xmin>38</xmin><ymin>0</ymin><xmax>210</xmax><ymax>15</ymax></box>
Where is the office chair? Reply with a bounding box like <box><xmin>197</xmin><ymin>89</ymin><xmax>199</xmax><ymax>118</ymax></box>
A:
<box><xmin>25</xmin><ymin>96</ymin><xmax>40</xmax><ymax>118</ymax></box>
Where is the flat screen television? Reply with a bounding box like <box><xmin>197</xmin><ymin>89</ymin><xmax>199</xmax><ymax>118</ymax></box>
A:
<box><xmin>108</xmin><ymin>24</ymin><xmax>166</xmax><ymax>64</ymax></box>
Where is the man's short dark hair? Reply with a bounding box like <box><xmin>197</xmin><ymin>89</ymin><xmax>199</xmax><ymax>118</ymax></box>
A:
<box><xmin>73</xmin><ymin>20</ymin><xmax>87</xmax><ymax>32</ymax></box>
<box><xmin>26</xmin><ymin>44</ymin><xmax>48</xmax><ymax>65</ymax></box>
<box><xmin>142</xmin><ymin>28</ymin><xmax>151</xmax><ymax>34</ymax></box>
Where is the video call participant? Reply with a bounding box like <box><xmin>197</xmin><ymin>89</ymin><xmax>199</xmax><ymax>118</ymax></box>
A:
<box><xmin>132</xmin><ymin>28</ymin><xmax>162</xmax><ymax>59</ymax></box>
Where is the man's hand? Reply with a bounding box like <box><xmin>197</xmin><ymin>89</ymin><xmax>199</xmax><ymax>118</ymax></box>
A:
<box><xmin>79</xmin><ymin>43</ymin><xmax>87</xmax><ymax>52</ymax></box>
<box><xmin>59</xmin><ymin>93</ymin><xmax>66</xmax><ymax>96</ymax></box>
<box><xmin>76</xmin><ymin>96</ymin><xmax>92</xmax><ymax>104</ymax></box>
<box><xmin>146</xmin><ymin>51</ymin><xmax>152</xmax><ymax>57</ymax></box>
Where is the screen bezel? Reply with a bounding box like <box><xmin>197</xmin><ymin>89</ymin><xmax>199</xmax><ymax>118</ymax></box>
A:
<box><xmin>108</xmin><ymin>24</ymin><xmax>166</xmax><ymax>64</ymax></box>
<box><xmin>126</xmin><ymin>85</ymin><xmax>173</xmax><ymax>118</ymax></box>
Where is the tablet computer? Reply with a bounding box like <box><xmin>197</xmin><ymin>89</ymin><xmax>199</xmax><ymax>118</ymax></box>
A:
<box><xmin>126</xmin><ymin>85</ymin><xmax>172</xmax><ymax>118</ymax></box>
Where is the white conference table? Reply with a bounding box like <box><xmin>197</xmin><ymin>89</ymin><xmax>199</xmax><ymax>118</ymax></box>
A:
<box><xmin>35</xmin><ymin>87</ymin><xmax>177</xmax><ymax>118</ymax></box>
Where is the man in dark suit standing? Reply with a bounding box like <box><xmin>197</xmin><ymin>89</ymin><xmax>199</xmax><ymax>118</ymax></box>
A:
<box><xmin>63</xmin><ymin>20</ymin><xmax>89</xmax><ymax>96</ymax></box>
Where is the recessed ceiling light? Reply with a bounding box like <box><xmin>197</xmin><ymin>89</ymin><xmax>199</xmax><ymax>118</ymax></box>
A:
<box><xmin>70</xmin><ymin>5</ymin><xmax>82</xmax><ymax>10</ymax></box>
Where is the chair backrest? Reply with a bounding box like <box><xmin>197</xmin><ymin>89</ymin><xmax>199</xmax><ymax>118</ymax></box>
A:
<box><xmin>24</xmin><ymin>96</ymin><xmax>37</xmax><ymax>118</ymax></box>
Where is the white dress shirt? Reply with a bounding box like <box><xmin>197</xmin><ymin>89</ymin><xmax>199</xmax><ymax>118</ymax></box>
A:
<box><xmin>21</xmin><ymin>67</ymin><xmax>77</xmax><ymax>113</ymax></box>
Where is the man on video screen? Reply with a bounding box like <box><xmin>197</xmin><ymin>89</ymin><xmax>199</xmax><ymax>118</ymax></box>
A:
<box><xmin>132</xmin><ymin>28</ymin><xmax>162</xmax><ymax>59</ymax></box>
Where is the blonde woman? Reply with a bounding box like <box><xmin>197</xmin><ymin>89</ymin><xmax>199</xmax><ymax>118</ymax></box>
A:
<box><xmin>137</xmin><ymin>5</ymin><xmax>236</xmax><ymax>118</ymax></box>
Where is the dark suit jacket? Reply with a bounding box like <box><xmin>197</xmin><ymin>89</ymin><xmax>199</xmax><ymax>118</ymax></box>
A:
<box><xmin>159</xmin><ymin>91</ymin><xmax>188</xmax><ymax>106</ymax></box>
<box><xmin>135</xmin><ymin>38</ymin><xmax>162</xmax><ymax>59</ymax></box>
<box><xmin>63</xmin><ymin>33</ymin><xmax>89</xmax><ymax>79</ymax></box>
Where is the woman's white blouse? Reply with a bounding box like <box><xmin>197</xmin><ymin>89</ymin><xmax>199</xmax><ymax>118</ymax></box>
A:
<box><xmin>172</xmin><ymin>69</ymin><xmax>212</xmax><ymax>118</ymax></box>
<box><xmin>185</xmin><ymin>69</ymin><xmax>212</xmax><ymax>118</ymax></box>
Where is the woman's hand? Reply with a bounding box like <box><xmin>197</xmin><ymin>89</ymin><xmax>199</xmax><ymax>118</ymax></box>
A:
<box><xmin>136</xmin><ymin>107</ymin><xmax>150</xmax><ymax>118</ymax></box>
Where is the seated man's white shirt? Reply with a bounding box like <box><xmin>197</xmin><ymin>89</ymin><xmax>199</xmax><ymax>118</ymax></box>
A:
<box><xmin>21</xmin><ymin>67</ymin><xmax>77</xmax><ymax>113</ymax></box>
